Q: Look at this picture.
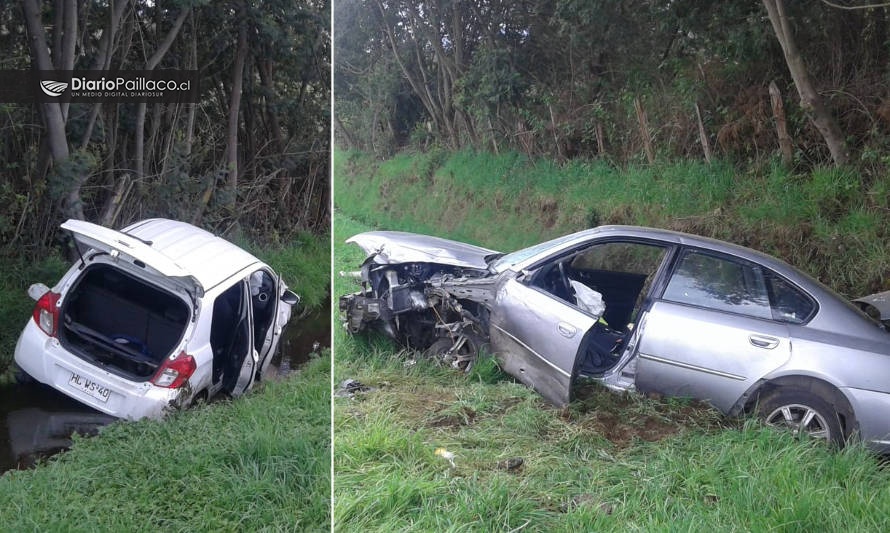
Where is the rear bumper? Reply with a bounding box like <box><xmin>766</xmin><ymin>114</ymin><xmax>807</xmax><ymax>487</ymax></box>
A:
<box><xmin>842</xmin><ymin>386</ymin><xmax>890</xmax><ymax>453</ymax></box>
<box><xmin>14</xmin><ymin>321</ymin><xmax>183</xmax><ymax>420</ymax></box>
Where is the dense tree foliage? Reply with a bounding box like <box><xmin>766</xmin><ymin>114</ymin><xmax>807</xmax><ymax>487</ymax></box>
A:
<box><xmin>1</xmin><ymin>0</ymin><xmax>329</xmax><ymax>259</ymax></box>
<box><xmin>334</xmin><ymin>0</ymin><xmax>890</xmax><ymax>170</ymax></box>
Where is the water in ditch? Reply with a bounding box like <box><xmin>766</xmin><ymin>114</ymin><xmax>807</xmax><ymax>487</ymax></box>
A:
<box><xmin>0</xmin><ymin>302</ymin><xmax>330</xmax><ymax>475</ymax></box>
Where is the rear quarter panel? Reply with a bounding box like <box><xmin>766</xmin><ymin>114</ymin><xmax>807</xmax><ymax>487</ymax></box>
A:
<box><xmin>776</xmin><ymin>324</ymin><xmax>890</xmax><ymax>394</ymax></box>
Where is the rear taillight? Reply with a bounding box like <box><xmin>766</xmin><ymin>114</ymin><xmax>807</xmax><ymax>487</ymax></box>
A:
<box><xmin>32</xmin><ymin>291</ymin><xmax>60</xmax><ymax>337</ymax></box>
<box><xmin>151</xmin><ymin>351</ymin><xmax>196</xmax><ymax>388</ymax></box>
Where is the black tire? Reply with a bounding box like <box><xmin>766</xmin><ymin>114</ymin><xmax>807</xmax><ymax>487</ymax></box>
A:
<box><xmin>423</xmin><ymin>338</ymin><xmax>456</xmax><ymax>358</ymax></box>
<box><xmin>423</xmin><ymin>333</ymin><xmax>484</xmax><ymax>373</ymax></box>
<box><xmin>192</xmin><ymin>389</ymin><xmax>210</xmax><ymax>406</ymax></box>
<box><xmin>757</xmin><ymin>388</ymin><xmax>844</xmax><ymax>447</ymax></box>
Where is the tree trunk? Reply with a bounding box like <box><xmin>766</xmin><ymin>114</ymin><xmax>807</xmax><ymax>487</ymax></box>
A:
<box><xmin>762</xmin><ymin>0</ymin><xmax>848</xmax><ymax>165</ymax></box>
<box><xmin>134</xmin><ymin>7</ymin><xmax>190</xmax><ymax>183</ymax></box>
<box><xmin>23</xmin><ymin>0</ymin><xmax>84</xmax><ymax>222</ymax></box>
<box><xmin>487</xmin><ymin>116</ymin><xmax>499</xmax><ymax>155</ymax></box>
<box><xmin>376</xmin><ymin>0</ymin><xmax>456</xmax><ymax>148</ymax></box>
<box><xmin>226</xmin><ymin>1</ymin><xmax>248</xmax><ymax>197</ymax></box>
<box><xmin>135</xmin><ymin>102</ymin><xmax>147</xmax><ymax>181</ymax></box>
<box><xmin>335</xmin><ymin>116</ymin><xmax>357</xmax><ymax>151</ymax></box>
<box><xmin>99</xmin><ymin>174</ymin><xmax>132</xmax><ymax>227</ymax></box>
<box><xmin>185</xmin><ymin>12</ymin><xmax>197</xmax><ymax>157</ymax></box>
<box><xmin>23</xmin><ymin>0</ymin><xmax>68</xmax><ymax>164</ymax></box>
<box><xmin>59</xmin><ymin>0</ymin><xmax>77</xmax><ymax>122</ymax></box>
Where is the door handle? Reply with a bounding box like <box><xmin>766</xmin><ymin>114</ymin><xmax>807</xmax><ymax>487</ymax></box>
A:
<box><xmin>557</xmin><ymin>322</ymin><xmax>577</xmax><ymax>338</ymax></box>
<box><xmin>749</xmin><ymin>334</ymin><xmax>780</xmax><ymax>349</ymax></box>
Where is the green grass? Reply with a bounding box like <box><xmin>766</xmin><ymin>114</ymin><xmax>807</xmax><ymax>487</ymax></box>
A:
<box><xmin>333</xmin><ymin>210</ymin><xmax>890</xmax><ymax>530</ymax></box>
<box><xmin>0</xmin><ymin>353</ymin><xmax>331</xmax><ymax>531</ymax></box>
<box><xmin>335</xmin><ymin>149</ymin><xmax>890</xmax><ymax>298</ymax></box>
<box><xmin>0</xmin><ymin>232</ymin><xmax>332</xmax><ymax>530</ymax></box>
<box><xmin>244</xmin><ymin>231</ymin><xmax>331</xmax><ymax>310</ymax></box>
<box><xmin>0</xmin><ymin>255</ymin><xmax>69</xmax><ymax>384</ymax></box>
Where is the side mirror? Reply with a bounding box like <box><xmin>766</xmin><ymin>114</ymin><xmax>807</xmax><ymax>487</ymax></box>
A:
<box><xmin>28</xmin><ymin>283</ymin><xmax>50</xmax><ymax>302</ymax></box>
<box><xmin>281</xmin><ymin>289</ymin><xmax>301</xmax><ymax>306</ymax></box>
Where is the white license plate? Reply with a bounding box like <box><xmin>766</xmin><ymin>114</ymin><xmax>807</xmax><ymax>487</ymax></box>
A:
<box><xmin>68</xmin><ymin>373</ymin><xmax>111</xmax><ymax>403</ymax></box>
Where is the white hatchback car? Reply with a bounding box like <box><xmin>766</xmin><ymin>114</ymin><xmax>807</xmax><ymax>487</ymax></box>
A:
<box><xmin>14</xmin><ymin>218</ymin><xmax>301</xmax><ymax>420</ymax></box>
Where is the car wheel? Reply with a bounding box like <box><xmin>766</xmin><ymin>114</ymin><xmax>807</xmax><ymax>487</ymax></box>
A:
<box><xmin>192</xmin><ymin>390</ymin><xmax>209</xmax><ymax>406</ymax></box>
<box><xmin>423</xmin><ymin>333</ymin><xmax>484</xmax><ymax>373</ymax></box>
<box><xmin>757</xmin><ymin>388</ymin><xmax>844</xmax><ymax>446</ymax></box>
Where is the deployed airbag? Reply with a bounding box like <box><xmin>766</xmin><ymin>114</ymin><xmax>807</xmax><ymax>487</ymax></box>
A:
<box><xmin>570</xmin><ymin>280</ymin><xmax>605</xmax><ymax>318</ymax></box>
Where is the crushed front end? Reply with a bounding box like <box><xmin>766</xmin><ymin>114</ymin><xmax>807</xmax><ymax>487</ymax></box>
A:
<box><xmin>339</xmin><ymin>251</ymin><xmax>499</xmax><ymax>370</ymax></box>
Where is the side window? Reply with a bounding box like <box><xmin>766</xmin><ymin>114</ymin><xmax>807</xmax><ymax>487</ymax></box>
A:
<box><xmin>766</xmin><ymin>273</ymin><xmax>815</xmax><ymax>324</ymax></box>
<box><xmin>569</xmin><ymin>242</ymin><xmax>665</xmax><ymax>275</ymax></box>
<box><xmin>529</xmin><ymin>241</ymin><xmax>666</xmax><ymax>330</ymax></box>
<box><xmin>662</xmin><ymin>250</ymin><xmax>771</xmax><ymax>320</ymax></box>
<box><xmin>249</xmin><ymin>269</ymin><xmax>277</xmax><ymax>352</ymax></box>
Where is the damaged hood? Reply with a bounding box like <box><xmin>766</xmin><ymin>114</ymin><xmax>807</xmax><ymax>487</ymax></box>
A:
<box><xmin>346</xmin><ymin>231</ymin><xmax>500</xmax><ymax>270</ymax></box>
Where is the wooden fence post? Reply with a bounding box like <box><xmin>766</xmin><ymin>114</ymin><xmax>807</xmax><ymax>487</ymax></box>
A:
<box><xmin>595</xmin><ymin>122</ymin><xmax>605</xmax><ymax>157</ymax></box>
<box><xmin>548</xmin><ymin>104</ymin><xmax>564</xmax><ymax>161</ymax></box>
<box><xmin>634</xmin><ymin>97</ymin><xmax>655</xmax><ymax>164</ymax></box>
<box><xmin>769</xmin><ymin>81</ymin><xmax>794</xmax><ymax>166</ymax></box>
<box><xmin>694</xmin><ymin>102</ymin><xmax>712</xmax><ymax>164</ymax></box>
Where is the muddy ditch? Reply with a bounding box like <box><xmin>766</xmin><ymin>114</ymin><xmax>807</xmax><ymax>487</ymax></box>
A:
<box><xmin>0</xmin><ymin>302</ymin><xmax>330</xmax><ymax>475</ymax></box>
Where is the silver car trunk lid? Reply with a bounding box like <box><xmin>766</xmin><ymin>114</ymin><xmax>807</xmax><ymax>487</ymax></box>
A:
<box><xmin>346</xmin><ymin>231</ymin><xmax>499</xmax><ymax>270</ymax></box>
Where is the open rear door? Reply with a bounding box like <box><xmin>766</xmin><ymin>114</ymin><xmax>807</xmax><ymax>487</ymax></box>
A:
<box><xmin>222</xmin><ymin>280</ymin><xmax>257</xmax><ymax>397</ymax></box>
<box><xmin>489</xmin><ymin>278</ymin><xmax>597</xmax><ymax>406</ymax></box>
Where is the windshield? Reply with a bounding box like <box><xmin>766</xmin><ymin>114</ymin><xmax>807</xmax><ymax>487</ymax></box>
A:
<box><xmin>491</xmin><ymin>233</ymin><xmax>586</xmax><ymax>273</ymax></box>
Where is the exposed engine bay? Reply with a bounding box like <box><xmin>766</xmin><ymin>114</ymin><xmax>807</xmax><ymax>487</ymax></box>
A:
<box><xmin>340</xmin><ymin>257</ymin><xmax>498</xmax><ymax>371</ymax></box>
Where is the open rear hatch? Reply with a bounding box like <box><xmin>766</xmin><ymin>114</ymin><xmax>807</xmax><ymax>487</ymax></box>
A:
<box><xmin>62</xmin><ymin>219</ymin><xmax>203</xmax><ymax>299</ymax></box>
<box><xmin>58</xmin><ymin>220</ymin><xmax>201</xmax><ymax>380</ymax></box>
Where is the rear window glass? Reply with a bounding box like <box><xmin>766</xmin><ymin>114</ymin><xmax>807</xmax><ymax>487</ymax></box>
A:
<box><xmin>766</xmin><ymin>273</ymin><xmax>815</xmax><ymax>324</ymax></box>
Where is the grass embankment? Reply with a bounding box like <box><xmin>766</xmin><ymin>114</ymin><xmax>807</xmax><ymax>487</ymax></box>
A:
<box><xmin>333</xmin><ymin>152</ymin><xmax>890</xmax><ymax>530</ymax></box>
<box><xmin>0</xmin><ymin>354</ymin><xmax>330</xmax><ymax>530</ymax></box>
<box><xmin>0</xmin><ymin>232</ymin><xmax>331</xmax><ymax>530</ymax></box>
<box><xmin>0</xmin><ymin>255</ymin><xmax>68</xmax><ymax>385</ymax></box>
<box><xmin>336</xmin><ymin>149</ymin><xmax>890</xmax><ymax>299</ymax></box>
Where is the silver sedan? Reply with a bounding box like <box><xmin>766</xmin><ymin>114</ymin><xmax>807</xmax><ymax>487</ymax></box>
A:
<box><xmin>340</xmin><ymin>226</ymin><xmax>890</xmax><ymax>451</ymax></box>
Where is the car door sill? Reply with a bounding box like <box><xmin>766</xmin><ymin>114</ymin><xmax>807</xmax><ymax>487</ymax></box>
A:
<box><xmin>638</xmin><ymin>353</ymin><xmax>746</xmax><ymax>381</ymax></box>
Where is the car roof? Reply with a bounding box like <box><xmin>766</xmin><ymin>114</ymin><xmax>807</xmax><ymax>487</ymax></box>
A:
<box><xmin>513</xmin><ymin>225</ymin><xmax>797</xmax><ymax>273</ymax></box>
<box><xmin>121</xmin><ymin>218</ymin><xmax>263</xmax><ymax>291</ymax></box>
<box><xmin>512</xmin><ymin>224</ymin><xmax>827</xmax><ymax>298</ymax></box>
